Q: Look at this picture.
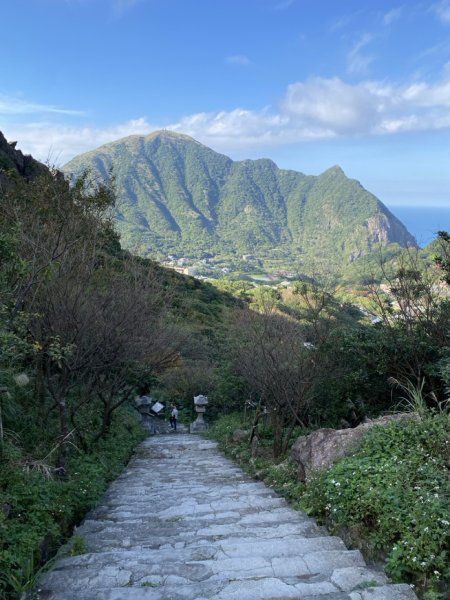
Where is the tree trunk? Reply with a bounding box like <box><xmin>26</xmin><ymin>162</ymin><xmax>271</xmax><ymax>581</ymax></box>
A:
<box><xmin>56</xmin><ymin>397</ymin><xmax>70</xmax><ymax>473</ymax></box>
<box><xmin>272</xmin><ymin>410</ymin><xmax>284</xmax><ymax>458</ymax></box>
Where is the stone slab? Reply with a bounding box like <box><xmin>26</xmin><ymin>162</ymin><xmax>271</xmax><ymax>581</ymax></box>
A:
<box><xmin>36</xmin><ymin>435</ymin><xmax>417</xmax><ymax>600</ymax></box>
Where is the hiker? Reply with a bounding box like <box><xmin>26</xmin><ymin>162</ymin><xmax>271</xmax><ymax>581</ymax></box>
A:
<box><xmin>170</xmin><ymin>403</ymin><xmax>178</xmax><ymax>431</ymax></box>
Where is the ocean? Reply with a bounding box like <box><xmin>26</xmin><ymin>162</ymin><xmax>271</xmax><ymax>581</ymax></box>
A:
<box><xmin>387</xmin><ymin>205</ymin><xmax>450</xmax><ymax>248</ymax></box>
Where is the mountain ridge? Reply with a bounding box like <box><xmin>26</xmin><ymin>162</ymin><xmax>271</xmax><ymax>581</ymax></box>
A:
<box><xmin>63</xmin><ymin>130</ymin><xmax>417</xmax><ymax>274</ymax></box>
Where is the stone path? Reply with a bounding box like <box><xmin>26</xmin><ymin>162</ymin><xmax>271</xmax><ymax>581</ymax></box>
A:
<box><xmin>37</xmin><ymin>435</ymin><xmax>418</xmax><ymax>600</ymax></box>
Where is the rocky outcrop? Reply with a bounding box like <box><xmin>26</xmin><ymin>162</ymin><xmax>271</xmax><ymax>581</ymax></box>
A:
<box><xmin>366</xmin><ymin>211</ymin><xmax>417</xmax><ymax>248</ymax></box>
<box><xmin>0</xmin><ymin>130</ymin><xmax>47</xmax><ymax>188</ymax></box>
<box><xmin>291</xmin><ymin>414</ymin><xmax>414</xmax><ymax>481</ymax></box>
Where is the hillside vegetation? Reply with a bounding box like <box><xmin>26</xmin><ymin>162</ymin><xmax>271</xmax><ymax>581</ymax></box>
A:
<box><xmin>0</xmin><ymin>135</ymin><xmax>240</xmax><ymax>598</ymax></box>
<box><xmin>1</xmin><ymin>134</ymin><xmax>448</xmax><ymax>599</ymax></box>
<box><xmin>63</xmin><ymin>130</ymin><xmax>417</xmax><ymax>279</ymax></box>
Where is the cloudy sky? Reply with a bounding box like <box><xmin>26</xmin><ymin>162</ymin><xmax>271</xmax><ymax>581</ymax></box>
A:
<box><xmin>2</xmin><ymin>0</ymin><xmax>450</xmax><ymax>210</ymax></box>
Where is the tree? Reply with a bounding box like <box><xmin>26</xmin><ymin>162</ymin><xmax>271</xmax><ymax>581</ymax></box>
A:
<box><xmin>364</xmin><ymin>242</ymin><xmax>450</xmax><ymax>403</ymax></box>
<box><xmin>434</xmin><ymin>230</ymin><xmax>450</xmax><ymax>285</ymax></box>
<box><xmin>0</xmin><ymin>168</ymin><xmax>185</xmax><ymax>470</ymax></box>
<box><xmin>233</xmin><ymin>289</ymin><xmax>322</xmax><ymax>456</ymax></box>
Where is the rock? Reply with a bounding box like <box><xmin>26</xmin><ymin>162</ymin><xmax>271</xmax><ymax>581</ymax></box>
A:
<box><xmin>0</xmin><ymin>130</ymin><xmax>47</xmax><ymax>186</ymax></box>
<box><xmin>232</xmin><ymin>429</ymin><xmax>249</xmax><ymax>443</ymax></box>
<box><xmin>291</xmin><ymin>413</ymin><xmax>414</xmax><ymax>481</ymax></box>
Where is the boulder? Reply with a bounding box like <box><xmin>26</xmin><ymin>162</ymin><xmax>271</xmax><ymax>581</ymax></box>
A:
<box><xmin>232</xmin><ymin>429</ymin><xmax>249</xmax><ymax>443</ymax></box>
<box><xmin>291</xmin><ymin>413</ymin><xmax>414</xmax><ymax>481</ymax></box>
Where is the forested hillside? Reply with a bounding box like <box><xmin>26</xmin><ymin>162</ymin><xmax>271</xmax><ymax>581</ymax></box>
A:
<box><xmin>1</xmin><ymin>135</ymin><xmax>448</xmax><ymax>599</ymax></box>
<box><xmin>63</xmin><ymin>130</ymin><xmax>417</xmax><ymax>277</ymax></box>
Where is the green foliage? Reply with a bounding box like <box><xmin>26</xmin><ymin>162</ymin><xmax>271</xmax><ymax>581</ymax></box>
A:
<box><xmin>67</xmin><ymin>534</ymin><xmax>89</xmax><ymax>556</ymax></box>
<box><xmin>433</xmin><ymin>231</ymin><xmax>450</xmax><ymax>285</ymax></box>
<box><xmin>0</xmin><ymin>550</ymin><xmax>57</xmax><ymax>595</ymax></box>
<box><xmin>0</xmin><ymin>408</ymin><xmax>145</xmax><ymax>600</ymax></box>
<box><xmin>301</xmin><ymin>413</ymin><xmax>450</xmax><ymax>596</ymax></box>
<box><xmin>206</xmin><ymin>413</ymin><xmax>247</xmax><ymax>447</ymax></box>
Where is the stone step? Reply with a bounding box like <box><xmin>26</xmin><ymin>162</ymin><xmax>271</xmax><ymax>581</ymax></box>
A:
<box><xmin>37</xmin><ymin>579</ymin><xmax>417</xmax><ymax>600</ymax></box>
<box><xmin>349</xmin><ymin>585</ymin><xmax>418</xmax><ymax>599</ymax></box>
<box><xmin>36</xmin><ymin>579</ymin><xmax>337</xmax><ymax>600</ymax></box>
<box><xmin>39</xmin><ymin>543</ymin><xmax>366</xmax><ymax>592</ymax></box>
<box><xmin>76</xmin><ymin>519</ymin><xmax>324</xmax><ymax>551</ymax></box>
<box><xmin>36</xmin><ymin>435</ymin><xmax>417</xmax><ymax>600</ymax></box>
<box><xmin>95</xmin><ymin>495</ymin><xmax>288</xmax><ymax>515</ymax></box>
<box><xmin>87</xmin><ymin>505</ymin><xmax>312</xmax><ymax>527</ymax></box>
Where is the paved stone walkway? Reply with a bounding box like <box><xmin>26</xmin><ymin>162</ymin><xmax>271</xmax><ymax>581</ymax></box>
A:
<box><xmin>37</xmin><ymin>435</ymin><xmax>418</xmax><ymax>600</ymax></box>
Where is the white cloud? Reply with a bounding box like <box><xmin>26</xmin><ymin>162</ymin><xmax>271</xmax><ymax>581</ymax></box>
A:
<box><xmin>170</xmin><ymin>108</ymin><xmax>289</xmax><ymax>147</ymax></box>
<box><xmin>169</xmin><ymin>73</ymin><xmax>450</xmax><ymax>150</ymax></box>
<box><xmin>7</xmin><ymin>71</ymin><xmax>450</xmax><ymax>163</ymax></box>
<box><xmin>0</xmin><ymin>93</ymin><xmax>84</xmax><ymax>116</ymax></box>
<box><xmin>383</xmin><ymin>7</ymin><xmax>403</xmax><ymax>25</ymax></box>
<box><xmin>225</xmin><ymin>55</ymin><xmax>251</xmax><ymax>66</ymax></box>
<box><xmin>347</xmin><ymin>33</ymin><xmax>375</xmax><ymax>75</ymax></box>
<box><xmin>283</xmin><ymin>78</ymin><xmax>381</xmax><ymax>133</ymax></box>
<box><xmin>433</xmin><ymin>0</ymin><xmax>450</xmax><ymax>24</ymax></box>
<box><xmin>3</xmin><ymin>117</ymin><xmax>155</xmax><ymax>165</ymax></box>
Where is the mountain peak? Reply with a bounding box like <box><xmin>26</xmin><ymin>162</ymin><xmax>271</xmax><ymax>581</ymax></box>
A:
<box><xmin>144</xmin><ymin>129</ymin><xmax>198</xmax><ymax>143</ymax></box>
<box><xmin>321</xmin><ymin>165</ymin><xmax>345</xmax><ymax>177</ymax></box>
<box><xmin>62</xmin><ymin>133</ymin><xmax>418</xmax><ymax>273</ymax></box>
<box><xmin>0</xmin><ymin>130</ymin><xmax>47</xmax><ymax>184</ymax></box>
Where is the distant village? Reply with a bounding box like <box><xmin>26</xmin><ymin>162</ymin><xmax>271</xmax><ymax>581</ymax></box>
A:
<box><xmin>160</xmin><ymin>253</ymin><xmax>297</xmax><ymax>284</ymax></box>
<box><xmin>160</xmin><ymin>253</ymin><xmax>450</xmax><ymax>327</ymax></box>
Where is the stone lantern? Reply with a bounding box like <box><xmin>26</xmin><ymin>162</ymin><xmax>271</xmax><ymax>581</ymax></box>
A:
<box><xmin>190</xmin><ymin>394</ymin><xmax>208</xmax><ymax>433</ymax></box>
<box><xmin>135</xmin><ymin>395</ymin><xmax>152</xmax><ymax>416</ymax></box>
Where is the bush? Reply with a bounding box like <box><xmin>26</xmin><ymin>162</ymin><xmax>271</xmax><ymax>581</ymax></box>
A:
<box><xmin>301</xmin><ymin>412</ymin><xmax>450</xmax><ymax>597</ymax></box>
<box><xmin>206</xmin><ymin>412</ymin><xmax>250</xmax><ymax>447</ymax></box>
<box><xmin>0</xmin><ymin>408</ymin><xmax>146</xmax><ymax>600</ymax></box>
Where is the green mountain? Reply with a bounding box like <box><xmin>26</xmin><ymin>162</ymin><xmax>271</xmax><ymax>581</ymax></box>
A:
<box><xmin>63</xmin><ymin>130</ymin><xmax>417</xmax><ymax>273</ymax></box>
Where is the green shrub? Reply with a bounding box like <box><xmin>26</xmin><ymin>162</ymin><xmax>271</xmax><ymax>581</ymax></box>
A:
<box><xmin>0</xmin><ymin>408</ymin><xmax>146</xmax><ymax>600</ymax></box>
<box><xmin>206</xmin><ymin>412</ymin><xmax>251</xmax><ymax>447</ymax></box>
<box><xmin>301</xmin><ymin>412</ymin><xmax>450</xmax><ymax>596</ymax></box>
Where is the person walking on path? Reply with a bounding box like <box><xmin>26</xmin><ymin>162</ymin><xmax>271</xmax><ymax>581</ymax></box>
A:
<box><xmin>170</xmin><ymin>403</ymin><xmax>178</xmax><ymax>431</ymax></box>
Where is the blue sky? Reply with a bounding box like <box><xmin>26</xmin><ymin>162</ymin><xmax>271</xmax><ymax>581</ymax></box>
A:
<box><xmin>2</xmin><ymin>0</ymin><xmax>450</xmax><ymax>209</ymax></box>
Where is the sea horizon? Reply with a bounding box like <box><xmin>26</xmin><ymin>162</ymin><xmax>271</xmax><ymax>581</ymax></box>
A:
<box><xmin>387</xmin><ymin>205</ymin><xmax>450</xmax><ymax>248</ymax></box>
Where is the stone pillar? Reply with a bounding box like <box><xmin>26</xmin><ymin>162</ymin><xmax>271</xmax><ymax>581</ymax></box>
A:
<box><xmin>190</xmin><ymin>394</ymin><xmax>208</xmax><ymax>433</ymax></box>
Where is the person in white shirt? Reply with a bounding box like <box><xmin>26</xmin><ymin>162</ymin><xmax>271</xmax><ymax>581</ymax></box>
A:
<box><xmin>170</xmin><ymin>404</ymin><xmax>178</xmax><ymax>431</ymax></box>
